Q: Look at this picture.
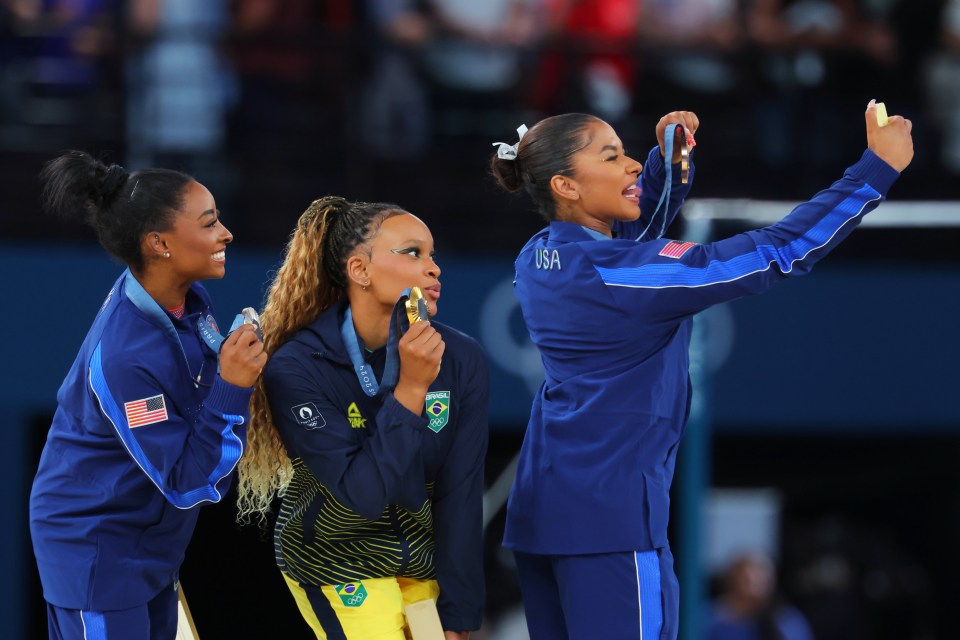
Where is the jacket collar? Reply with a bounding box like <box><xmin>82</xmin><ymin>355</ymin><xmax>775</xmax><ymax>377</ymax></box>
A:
<box><xmin>120</xmin><ymin>269</ymin><xmax>209</xmax><ymax>376</ymax></box>
<box><xmin>294</xmin><ymin>295</ymin><xmax>414</xmax><ymax>371</ymax></box>
<box><xmin>292</xmin><ymin>299</ymin><xmax>352</xmax><ymax>365</ymax></box>
<box><xmin>547</xmin><ymin>221</ymin><xmax>610</xmax><ymax>243</ymax></box>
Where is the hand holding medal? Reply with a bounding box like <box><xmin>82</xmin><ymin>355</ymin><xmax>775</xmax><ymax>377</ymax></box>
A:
<box><xmin>229</xmin><ymin>306</ymin><xmax>263</xmax><ymax>342</ymax></box>
<box><xmin>866</xmin><ymin>99</ymin><xmax>913</xmax><ymax>173</ymax></box>
<box><xmin>219</xmin><ymin>309</ymin><xmax>268</xmax><ymax>388</ymax></box>
<box><xmin>394</xmin><ymin>287</ymin><xmax>444</xmax><ymax>413</ymax></box>
<box><xmin>656</xmin><ymin>110</ymin><xmax>700</xmax><ymax>184</ymax></box>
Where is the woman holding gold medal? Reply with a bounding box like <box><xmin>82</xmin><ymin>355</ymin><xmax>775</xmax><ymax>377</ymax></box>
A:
<box><xmin>237</xmin><ymin>196</ymin><xmax>489</xmax><ymax>640</ymax></box>
<box><xmin>489</xmin><ymin>101</ymin><xmax>913</xmax><ymax>639</ymax></box>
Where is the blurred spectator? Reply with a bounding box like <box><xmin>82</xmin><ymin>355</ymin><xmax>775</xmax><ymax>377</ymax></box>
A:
<box><xmin>228</xmin><ymin>0</ymin><xmax>321</xmax><ymax>111</ymax></box>
<box><xmin>637</xmin><ymin>0</ymin><xmax>744</xmax><ymax>95</ymax></box>
<box><xmin>361</xmin><ymin>0</ymin><xmax>542</xmax><ymax>158</ymax></box>
<box><xmin>785</xmin><ymin>515</ymin><xmax>937</xmax><ymax>640</ymax></box>
<box><xmin>0</xmin><ymin>0</ymin><xmax>116</xmax><ymax>151</ymax></box>
<box><xmin>4</xmin><ymin>0</ymin><xmax>115</xmax><ymax>91</ymax></box>
<box><xmin>705</xmin><ymin>552</ymin><xmax>815</xmax><ymax>640</ymax></box>
<box><xmin>227</xmin><ymin>0</ymin><xmax>352</xmax><ymax>157</ymax></box>
<box><xmin>224</xmin><ymin>0</ymin><xmax>356</xmax><ymax>246</ymax></box>
<box><xmin>422</xmin><ymin>0</ymin><xmax>542</xmax><ymax>95</ymax></box>
<box><xmin>744</xmin><ymin>0</ymin><xmax>899</xmax><ymax>171</ymax></box>
<box><xmin>361</xmin><ymin>0</ymin><xmax>433</xmax><ymax>159</ymax></box>
<box><xmin>422</xmin><ymin>0</ymin><xmax>544</xmax><ymax>142</ymax></box>
<box><xmin>532</xmin><ymin>0</ymin><xmax>642</xmax><ymax>123</ymax></box>
<box><xmin>925</xmin><ymin>0</ymin><xmax>960</xmax><ymax>172</ymax></box>
<box><xmin>125</xmin><ymin>0</ymin><xmax>236</xmax><ymax>175</ymax></box>
<box><xmin>632</xmin><ymin>0</ymin><xmax>746</xmax><ymax>144</ymax></box>
<box><xmin>746</xmin><ymin>0</ymin><xmax>896</xmax><ymax>64</ymax></box>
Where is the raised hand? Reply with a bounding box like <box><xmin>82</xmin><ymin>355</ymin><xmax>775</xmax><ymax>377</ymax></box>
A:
<box><xmin>866</xmin><ymin>99</ymin><xmax>913</xmax><ymax>173</ymax></box>
<box><xmin>656</xmin><ymin>111</ymin><xmax>700</xmax><ymax>163</ymax></box>
<box><xmin>394</xmin><ymin>320</ymin><xmax>445</xmax><ymax>414</ymax></box>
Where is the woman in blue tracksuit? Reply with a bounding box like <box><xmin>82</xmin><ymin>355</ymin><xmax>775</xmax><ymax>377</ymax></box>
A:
<box><xmin>236</xmin><ymin>196</ymin><xmax>488</xmax><ymax>639</ymax></box>
<box><xmin>488</xmin><ymin>102</ymin><xmax>914</xmax><ymax>639</ymax></box>
<box><xmin>29</xmin><ymin>151</ymin><xmax>266</xmax><ymax>639</ymax></box>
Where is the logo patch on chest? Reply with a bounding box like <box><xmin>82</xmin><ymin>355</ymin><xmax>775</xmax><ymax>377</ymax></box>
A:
<box><xmin>424</xmin><ymin>391</ymin><xmax>450</xmax><ymax>433</ymax></box>
<box><xmin>346</xmin><ymin>402</ymin><xmax>367</xmax><ymax>429</ymax></box>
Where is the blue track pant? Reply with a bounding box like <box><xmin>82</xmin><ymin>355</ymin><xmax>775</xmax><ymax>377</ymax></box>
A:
<box><xmin>514</xmin><ymin>547</ymin><xmax>679</xmax><ymax>640</ymax></box>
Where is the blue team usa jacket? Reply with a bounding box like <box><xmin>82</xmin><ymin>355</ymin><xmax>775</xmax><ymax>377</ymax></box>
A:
<box><xmin>262</xmin><ymin>301</ymin><xmax>489</xmax><ymax>632</ymax></box>
<box><xmin>30</xmin><ymin>271</ymin><xmax>252</xmax><ymax>611</ymax></box>
<box><xmin>504</xmin><ymin>148</ymin><xmax>900</xmax><ymax>555</ymax></box>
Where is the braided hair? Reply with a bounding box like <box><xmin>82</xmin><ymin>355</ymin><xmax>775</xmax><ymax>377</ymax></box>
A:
<box><xmin>237</xmin><ymin>196</ymin><xmax>407</xmax><ymax>524</ymax></box>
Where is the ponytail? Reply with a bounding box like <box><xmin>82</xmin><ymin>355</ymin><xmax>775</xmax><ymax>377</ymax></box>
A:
<box><xmin>488</xmin><ymin>113</ymin><xmax>598</xmax><ymax>221</ymax></box>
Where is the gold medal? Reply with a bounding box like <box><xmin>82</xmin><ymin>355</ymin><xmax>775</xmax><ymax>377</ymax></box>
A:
<box><xmin>405</xmin><ymin>286</ymin><xmax>427</xmax><ymax>325</ymax></box>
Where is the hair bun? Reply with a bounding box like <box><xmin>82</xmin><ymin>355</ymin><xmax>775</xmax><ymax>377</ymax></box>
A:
<box><xmin>490</xmin><ymin>154</ymin><xmax>524</xmax><ymax>193</ymax></box>
<box><xmin>98</xmin><ymin>164</ymin><xmax>129</xmax><ymax>203</ymax></box>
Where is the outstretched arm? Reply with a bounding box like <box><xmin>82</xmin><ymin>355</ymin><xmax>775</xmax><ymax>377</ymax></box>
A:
<box><xmin>600</xmin><ymin>101</ymin><xmax>913</xmax><ymax>321</ymax></box>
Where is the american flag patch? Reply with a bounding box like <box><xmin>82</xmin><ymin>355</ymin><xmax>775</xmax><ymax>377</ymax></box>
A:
<box><xmin>124</xmin><ymin>394</ymin><xmax>168</xmax><ymax>428</ymax></box>
<box><xmin>659</xmin><ymin>240</ymin><xmax>696</xmax><ymax>259</ymax></box>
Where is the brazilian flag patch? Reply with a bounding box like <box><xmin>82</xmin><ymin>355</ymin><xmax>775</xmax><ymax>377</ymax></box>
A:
<box><xmin>335</xmin><ymin>582</ymin><xmax>367</xmax><ymax>607</ymax></box>
<box><xmin>425</xmin><ymin>391</ymin><xmax>450</xmax><ymax>433</ymax></box>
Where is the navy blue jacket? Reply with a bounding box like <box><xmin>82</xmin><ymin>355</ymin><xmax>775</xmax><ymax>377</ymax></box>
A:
<box><xmin>503</xmin><ymin>148</ymin><xmax>900</xmax><ymax>555</ymax></box>
<box><xmin>262</xmin><ymin>301</ymin><xmax>489</xmax><ymax>632</ymax></box>
<box><xmin>30</xmin><ymin>270</ymin><xmax>251</xmax><ymax>610</ymax></box>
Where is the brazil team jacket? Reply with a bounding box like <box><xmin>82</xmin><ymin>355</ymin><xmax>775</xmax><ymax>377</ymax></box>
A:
<box><xmin>503</xmin><ymin>147</ymin><xmax>900</xmax><ymax>555</ymax></box>
<box><xmin>29</xmin><ymin>270</ymin><xmax>251</xmax><ymax>611</ymax></box>
<box><xmin>262</xmin><ymin>300</ymin><xmax>489</xmax><ymax>632</ymax></box>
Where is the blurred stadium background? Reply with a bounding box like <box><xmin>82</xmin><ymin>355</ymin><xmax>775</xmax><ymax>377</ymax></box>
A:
<box><xmin>3</xmin><ymin>1</ymin><xmax>959</xmax><ymax>638</ymax></box>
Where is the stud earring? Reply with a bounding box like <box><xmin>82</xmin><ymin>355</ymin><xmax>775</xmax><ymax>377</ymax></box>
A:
<box><xmin>163</xmin><ymin>251</ymin><xmax>170</xmax><ymax>258</ymax></box>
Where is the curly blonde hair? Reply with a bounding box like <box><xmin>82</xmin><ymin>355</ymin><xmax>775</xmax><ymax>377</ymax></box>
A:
<box><xmin>236</xmin><ymin>195</ymin><xmax>405</xmax><ymax>524</ymax></box>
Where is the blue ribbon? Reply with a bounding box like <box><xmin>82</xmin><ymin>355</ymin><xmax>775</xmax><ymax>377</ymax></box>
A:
<box><xmin>198</xmin><ymin>312</ymin><xmax>257</xmax><ymax>352</ymax></box>
<box><xmin>636</xmin><ymin>122</ymin><xmax>683</xmax><ymax>241</ymax></box>
<box><xmin>340</xmin><ymin>290</ymin><xmax>423</xmax><ymax>397</ymax></box>
<box><xmin>341</xmin><ymin>305</ymin><xmax>403</xmax><ymax>398</ymax></box>
<box><xmin>197</xmin><ymin>315</ymin><xmax>224</xmax><ymax>352</ymax></box>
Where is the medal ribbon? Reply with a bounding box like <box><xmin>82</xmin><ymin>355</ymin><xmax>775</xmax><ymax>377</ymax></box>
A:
<box><xmin>636</xmin><ymin>123</ymin><xmax>688</xmax><ymax>241</ymax></box>
<box><xmin>197</xmin><ymin>316</ymin><xmax>224</xmax><ymax>352</ymax></box>
<box><xmin>341</xmin><ymin>304</ymin><xmax>403</xmax><ymax>397</ymax></box>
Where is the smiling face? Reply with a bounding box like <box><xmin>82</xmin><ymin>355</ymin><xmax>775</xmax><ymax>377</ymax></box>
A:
<box><xmin>553</xmin><ymin>119</ymin><xmax>644</xmax><ymax>233</ymax></box>
<box><xmin>163</xmin><ymin>181</ymin><xmax>233</xmax><ymax>283</ymax></box>
<box><xmin>360</xmin><ymin>213</ymin><xmax>441</xmax><ymax>317</ymax></box>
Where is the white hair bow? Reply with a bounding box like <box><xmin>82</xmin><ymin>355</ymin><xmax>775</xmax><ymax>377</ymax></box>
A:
<box><xmin>492</xmin><ymin>125</ymin><xmax>529</xmax><ymax>161</ymax></box>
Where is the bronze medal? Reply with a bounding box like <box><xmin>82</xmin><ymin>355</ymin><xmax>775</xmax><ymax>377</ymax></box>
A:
<box><xmin>679</xmin><ymin>125</ymin><xmax>690</xmax><ymax>184</ymax></box>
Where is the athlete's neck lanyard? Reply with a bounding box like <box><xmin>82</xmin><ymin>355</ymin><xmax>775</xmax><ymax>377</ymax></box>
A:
<box><xmin>123</xmin><ymin>271</ymin><xmax>218</xmax><ymax>388</ymax></box>
<box><xmin>198</xmin><ymin>309</ymin><xmax>261</xmax><ymax>352</ymax></box>
<box><xmin>636</xmin><ymin>122</ymin><xmax>685</xmax><ymax>241</ymax></box>
<box><xmin>341</xmin><ymin>305</ymin><xmax>401</xmax><ymax>397</ymax></box>
<box><xmin>196</xmin><ymin>315</ymin><xmax>223</xmax><ymax>352</ymax></box>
